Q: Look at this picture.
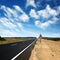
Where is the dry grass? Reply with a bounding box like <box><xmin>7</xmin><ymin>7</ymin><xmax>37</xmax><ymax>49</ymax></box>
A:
<box><xmin>0</xmin><ymin>37</ymin><xmax>35</xmax><ymax>44</ymax></box>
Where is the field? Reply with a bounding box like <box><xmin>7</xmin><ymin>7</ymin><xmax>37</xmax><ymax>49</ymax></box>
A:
<box><xmin>42</xmin><ymin>37</ymin><xmax>60</xmax><ymax>41</ymax></box>
<box><xmin>29</xmin><ymin>38</ymin><xmax>60</xmax><ymax>60</ymax></box>
<box><xmin>0</xmin><ymin>37</ymin><xmax>36</xmax><ymax>44</ymax></box>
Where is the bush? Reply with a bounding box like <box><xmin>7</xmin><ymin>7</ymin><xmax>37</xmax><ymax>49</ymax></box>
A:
<box><xmin>0</xmin><ymin>36</ymin><xmax>6</xmax><ymax>41</ymax></box>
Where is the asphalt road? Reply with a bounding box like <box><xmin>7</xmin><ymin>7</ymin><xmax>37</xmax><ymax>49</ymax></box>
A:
<box><xmin>0</xmin><ymin>39</ymin><xmax>36</xmax><ymax>60</ymax></box>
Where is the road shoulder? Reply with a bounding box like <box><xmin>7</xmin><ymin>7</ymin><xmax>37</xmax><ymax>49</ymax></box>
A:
<box><xmin>29</xmin><ymin>39</ymin><xmax>60</xmax><ymax>60</ymax></box>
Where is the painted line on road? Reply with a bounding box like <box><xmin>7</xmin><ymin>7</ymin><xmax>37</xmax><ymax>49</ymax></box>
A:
<box><xmin>11</xmin><ymin>40</ymin><xmax>36</xmax><ymax>60</ymax></box>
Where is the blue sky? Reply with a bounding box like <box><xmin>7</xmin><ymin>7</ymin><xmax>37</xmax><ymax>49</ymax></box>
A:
<box><xmin>0</xmin><ymin>0</ymin><xmax>60</xmax><ymax>37</ymax></box>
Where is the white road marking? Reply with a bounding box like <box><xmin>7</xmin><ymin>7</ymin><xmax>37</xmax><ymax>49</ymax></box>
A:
<box><xmin>11</xmin><ymin>40</ymin><xmax>36</xmax><ymax>60</ymax></box>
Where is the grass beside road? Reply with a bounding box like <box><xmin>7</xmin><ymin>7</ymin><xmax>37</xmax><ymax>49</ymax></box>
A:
<box><xmin>0</xmin><ymin>37</ymin><xmax>36</xmax><ymax>45</ymax></box>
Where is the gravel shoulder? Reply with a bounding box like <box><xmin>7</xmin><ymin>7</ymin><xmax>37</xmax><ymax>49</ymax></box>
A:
<box><xmin>29</xmin><ymin>39</ymin><xmax>60</xmax><ymax>60</ymax></box>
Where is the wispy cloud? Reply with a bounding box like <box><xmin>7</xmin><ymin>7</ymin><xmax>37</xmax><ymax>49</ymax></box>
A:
<box><xmin>19</xmin><ymin>29</ymin><xmax>39</xmax><ymax>37</ymax></box>
<box><xmin>26</xmin><ymin>0</ymin><xmax>36</xmax><ymax>8</ymax></box>
<box><xmin>0</xmin><ymin>18</ymin><xmax>17</xmax><ymax>28</ymax></box>
<box><xmin>0</xmin><ymin>5</ymin><xmax>29</xmax><ymax>22</ymax></box>
<box><xmin>43</xmin><ymin>33</ymin><xmax>60</xmax><ymax>37</ymax></box>
<box><xmin>13</xmin><ymin>5</ymin><xmax>24</xmax><ymax>13</ymax></box>
<box><xmin>13</xmin><ymin>5</ymin><xmax>29</xmax><ymax>22</ymax></box>
<box><xmin>0</xmin><ymin>5</ymin><xmax>30</xmax><ymax>37</ymax></box>
<box><xmin>0</xmin><ymin>5</ymin><xmax>30</xmax><ymax>29</ymax></box>
<box><xmin>0</xmin><ymin>5</ymin><xmax>38</xmax><ymax>37</ymax></box>
<box><xmin>0</xmin><ymin>29</ymin><xmax>22</xmax><ymax>37</ymax></box>
<box><xmin>17</xmin><ymin>23</ymin><xmax>23</xmax><ymax>28</ymax></box>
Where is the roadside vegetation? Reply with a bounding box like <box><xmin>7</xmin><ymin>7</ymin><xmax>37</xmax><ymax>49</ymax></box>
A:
<box><xmin>0</xmin><ymin>36</ymin><xmax>6</xmax><ymax>41</ymax></box>
<box><xmin>0</xmin><ymin>37</ymin><xmax>36</xmax><ymax>44</ymax></box>
<box><xmin>42</xmin><ymin>37</ymin><xmax>60</xmax><ymax>41</ymax></box>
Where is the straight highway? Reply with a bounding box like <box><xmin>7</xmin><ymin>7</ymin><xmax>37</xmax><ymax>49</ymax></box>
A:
<box><xmin>0</xmin><ymin>39</ymin><xmax>36</xmax><ymax>60</ymax></box>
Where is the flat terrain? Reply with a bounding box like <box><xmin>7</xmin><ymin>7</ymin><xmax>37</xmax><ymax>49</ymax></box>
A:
<box><xmin>29</xmin><ymin>39</ymin><xmax>60</xmax><ymax>60</ymax></box>
<box><xmin>0</xmin><ymin>40</ymin><xmax>35</xmax><ymax>60</ymax></box>
<box><xmin>0</xmin><ymin>37</ymin><xmax>35</xmax><ymax>44</ymax></box>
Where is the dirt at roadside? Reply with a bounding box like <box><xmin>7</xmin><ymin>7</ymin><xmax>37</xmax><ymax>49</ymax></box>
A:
<box><xmin>29</xmin><ymin>39</ymin><xmax>60</xmax><ymax>60</ymax></box>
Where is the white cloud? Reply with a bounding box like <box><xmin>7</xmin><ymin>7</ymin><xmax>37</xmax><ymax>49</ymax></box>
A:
<box><xmin>13</xmin><ymin>5</ymin><xmax>29</xmax><ymax>22</ymax></box>
<box><xmin>0</xmin><ymin>5</ymin><xmax>12</xmax><ymax>18</ymax></box>
<box><xmin>13</xmin><ymin>5</ymin><xmax>24</xmax><ymax>13</ymax></box>
<box><xmin>35</xmin><ymin>17</ymin><xmax>59</xmax><ymax>29</ymax></box>
<box><xmin>57</xmin><ymin>6</ymin><xmax>60</xmax><ymax>14</ymax></box>
<box><xmin>19</xmin><ymin>13</ymin><xmax>29</xmax><ymax>22</ymax></box>
<box><xmin>38</xmin><ymin>9</ymin><xmax>50</xmax><ymax>19</ymax></box>
<box><xmin>26</xmin><ymin>0</ymin><xmax>36</xmax><ymax>8</ymax></box>
<box><xmin>0</xmin><ymin>5</ymin><xmax>17</xmax><ymax>18</ymax></box>
<box><xmin>17</xmin><ymin>23</ymin><xmax>23</xmax><ymax>28</ymax></box>
<box><xmin>20</xmin><ymin>29</ymin><xmax>39</xmax><ymax>37</ymax></box>
<box><xmin>37</xmin><ymin>5</ymin><xmax>57</xmax><ymax>18</ymax></box>
<box><xmin>0</xmin><ymin>5</ymin><xmax>30</xmax><ymax>37</ymax></box>
<box><xmin>29</xmin><ymin>7</ymin><xmax>50</xmax><ymax>19</ymax></box>
<box><xmin>46</xmin><ymin>5</ymin><xmax>57</xmax><ymax>16</ymax></box>
<box><xmin>51</xmin><ymin>33</ymin><xmax>60</xmax><ymax>37</ymax></box>
<box><xmin>0</xmin><ymin>5</ymin><xmax>29</xmax><ymax>22</ymax></box>
<box><xmin>0</xmin><ymin>18</ymin><xmax>16</xmax><ymax>29</ymax></box>
<box><xmin>0</xmin><ymin>27</ymin><xmax>39</xmax><ymax>37</ymax></box>
<box><xmin>29</xmin><ymin>9</ymin><xmax>39</xmax><ymax>19</ymax></box>
<box><xmin>44</xmin><ymin>33</ymin><xmax>60</xmax><ymax>37</ymax></box>
<box><xmin>0</xmin><ymin>29</ymin><xmax>20</xmax><ymax>37</ymax></box>
<box><xmin>29</xmin><ymin>4</ymin><xmax>59</xmax><ymax>29</ymax></box>
<box><xmin>7</xmin><ymin>7</ymin><xmax>18</xmax><ymax>18</ymax></box>
<box><xmin>29</xmin><ymin>5</ymin><xmax>58</xmax><ymax>19</ymax></box>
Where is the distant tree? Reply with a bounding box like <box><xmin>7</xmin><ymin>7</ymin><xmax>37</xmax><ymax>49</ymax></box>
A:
<box><xmin>0</xmin><ymin>36</ymin><xmax>5</xmax><ymax>41</ymax></box>
<box><xmin>0</xmin><ymin>36</ymin><xmax>1</xmax><ymax>39</ymax></box>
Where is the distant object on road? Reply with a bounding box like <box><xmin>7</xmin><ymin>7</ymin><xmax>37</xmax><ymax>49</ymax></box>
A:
<box><xmin>39</xmin><ymin>34</ymin><xmax>42</xmax><ymax>43</ymax></box>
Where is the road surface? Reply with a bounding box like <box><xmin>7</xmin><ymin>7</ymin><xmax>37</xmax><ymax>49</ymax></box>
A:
<box><xmin>0</xmin><ymin>39</ymin><xmax>36</xmax><ymax>60</ymax></box>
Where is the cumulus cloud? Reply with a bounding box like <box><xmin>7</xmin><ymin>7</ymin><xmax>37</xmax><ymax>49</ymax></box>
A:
<box><xmin>35</xmin><ymin>17</ymin><xmax>59</xmax><ymax>29</ymax></box>
<box><xmin>29</xmin><ymin>9</ymin><xmax>39</xmax><ymax>19</ymax></box>
<box><xmin>19</xmin><ymin>13</ymin><xmax>29</xmax><ymax>22</ymax></box>
<box><xmin>46</xmin><ymin>5</ymin><xmax>58</xmax><ymax>16</ymax></box>
<box><xmin>26</xmin><ymin>0</ymin><xmax>36</xmax><ymax>8</ymax></box>
<box><xmin>29</xmin><ymin>4</ymin><xmax>59</xmax><ymax>29</ymax></box>
<box><xmin>29</xmin><ymin>5</ymin><xmax>58</xmax><ymax>19</ymax></box>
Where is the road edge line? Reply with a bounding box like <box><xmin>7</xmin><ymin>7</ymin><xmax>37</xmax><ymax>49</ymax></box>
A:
<box><xmin>11</xmin><ymin>40</ymin><xmax>36</xmax><ymax>60</ymax></box>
